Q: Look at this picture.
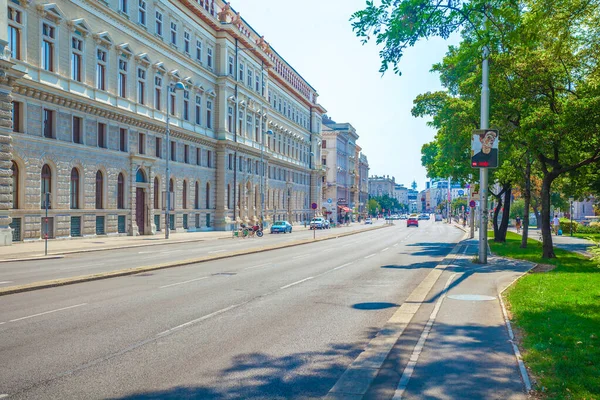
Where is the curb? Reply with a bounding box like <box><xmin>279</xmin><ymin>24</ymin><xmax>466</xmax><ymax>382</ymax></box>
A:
<box><xmin>0</xmin><ymin>224</ymin><xmax>389</xmax><ymax>297</ymax></box>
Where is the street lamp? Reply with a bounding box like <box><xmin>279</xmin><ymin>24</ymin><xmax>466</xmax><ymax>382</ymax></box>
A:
<box><xmin>569</xmin><ymin>197</ymin><xmax>574</xmax><ymax>237</ymax></box>
<box><xmin>260</xmin><ymin>129</ymin><xmax>274</xmax><ymax>226</ymax></box>
<box><xmin>165</xmin><ymin>81</ymin><xmax>186</xmax><ymax>239</ymax></box>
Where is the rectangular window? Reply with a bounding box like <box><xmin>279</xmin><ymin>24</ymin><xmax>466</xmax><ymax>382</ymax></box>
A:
<box><xmin>227</xmin><ymin>106</ymin><xmax>233</xmax><ymax>133</ymax></box>
<box><xmin>195</xmin><ymin>95</ymin><xmax>201</xmax><ymax>125</ymax></box>
<box><xmin>155</xmin><ymin>11</ymin><xmax>163</xmax><ymax>36</ymax></box>
<box><xmin>118</xmin><ymin>58</ymin><xmax>127</xmax><ymax>97</ymax></box>
<box><xmin>7</xmin><ymin>6</ymin><xmax>22</xmax><ymax>60</ymax></box>
<box><xmin>184</xmin><ymin>31</ymin><xmax>190</xmax><ymax>54</ymax></box>
<box><xmin>228</xmin><ymin>56</ymin><xmax>234</xmax><ymax>76</ymax></box>
<box><xmin>207</xmin><ymin>151</ymin><xmax>212</xmax><ymax>168</ymax></box>
<box><xmin>228</xmin><ymin>154</ymin><xmax>233</xmax><ymax>170</ymax></box>
<box><xmin>96</xmin><ymin>48</ymin><xmax>107</xmax><ymax>90</ymax></box>
<box><xmin>42</xmin><ymin>23</ymin><xmax>55</xmax><ymax>72</ymax></box>
<box><xmin>170</xmin><ymin>141</ymin><xmax>176</xmax><ymax>161</ymax></box>
<box><xmin>238</xmin><ymin>156</ymin><xmax>243</xmax><ymax>172</ymax></box>
<box><xmin>137</xmin><ymin>68</ymin><xmax>146</xmax><ymax>104</ymax></box>
<box><xmin>120</xmin><ymin>128</ymin><xmax>127</xmax><ymax>151</ymax></box>
<box><xmin>11</xmin><ymin>101</ymin><xmax>22</xmax><ymax>133</ymax></box>
<box><xmin>154</xmin><ymin>76</ymin><xmax>162</xmax><ymax>110</ymax></box>
<box><xmin>183</xmin><ymin>90</ymin><xmax>189</xmax><ymax>121</ymax></box>
<box><xmin>247</xmin><ymin>69</ymin><xmax>253</xmax><ymax>87</ymax></box>
<box><xmin>119</xmin><ymin>0</ymin><xmax>128</xmax><ymax>13</ymax></box>
<box><xmin>238</xmin><ymin>63</ymin><xmax>244</xmax><ymax>82</ymax></box>
<box><xmin>207</xmin><ymin>47</ymin><xmax>213</xmax><ymax>68</ymax></box>
<box><xmin>255</xmin><ymin>117</ymin><xmax>260</xmax><ymax>142</ymax></box>
<box><xmin>138</xmin><ymin>0</ymin><xmax>146</xmax><ymax>25</ymax></box>
<box><xmin>155</xmin><ymin>137</ymin><xmax>162</xmax><ymax>158</ymax></box>
<box><xmin>255</xmin><ymin>74</ymin><xmax>260</xmax><ymax>92</ymax></box>
<box><xmin>43</xmin><ymin>109</ymin><xmax>54</xmax><ymax>138</ymax></box>
<box><xmin>170</xmin><ymin>92</ymin><xmax>176</xmax><ymax>116</ymax></box>
<box><xmin>246</xmin><ymin>115</ymin><xmax>252</xmax><ymax>138</ymax></box>
<box><xmin>206</xmin><ymin>100</ymin><xmax>212</xmax><ymax>129</ymax></box>
<box><xmin>196</xmin><ymin>148</ymin><xmax>201</xmax><ymax>166</ymax></box>
<box><xmin>196</xmin><ymin>40</ymin><xmax>202</xmax><ymax>62</ymax></box>
<box><xmin>322</xmin><ymin>140</ymin><xmax>326</xmax><ymax>148</ymax></box>
<box><xmin>138</xmin><ymin>132</ymin><xmax>146</xmax><ymax>154</ymax></box>
<box><xmin>97</xmin><ymin>122</ymin><xmax>107</xmax><ymax>148</ymax></box>
<box><xmin>72</xmin><ymin>116</ymin><xmax>83</xmax><ymax>144</ymax></box>
<box><xmin>170</xmin><ymin>22</ymin><xmax>177</xmax><ymax>46</ymax></box>
<box><xmin>184</xmin><ymin>144</ymin><xmax>189</xmax><ymax>163</ymax></box>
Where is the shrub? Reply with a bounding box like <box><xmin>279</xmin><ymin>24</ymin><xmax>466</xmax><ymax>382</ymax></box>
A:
<box><xmin>589</xmin><ymin>237</ymin><xmax>600</xmax><ymax>267</ymax></box>
<box><xmin>559</xmin><ymin>218</ymin><xmax>579</xmax><ymax>233</ymax></box>
<box><xmin>578</xmin><ymin>224</ymin><xmax>600</xmax><ymax>234</ymax></box>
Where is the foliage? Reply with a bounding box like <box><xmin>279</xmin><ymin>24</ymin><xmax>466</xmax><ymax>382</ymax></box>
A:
<box><xmin>589</xmin><ymin>238</ymin><xmax>600</xmax><ymax>267</ymax></box>
<box><xmin>509</xmin><ymin>199</ymin><xmax>524</xmax><ymax>220</ymax></box>
<box><xmin>559</xmin><ymin>218</ymin><xmax>578</xmax><ymax>234</ymax></box>
<box><xmin>369</xmin><ymin>194</ymin><xmax>402</xmax><ymax>213</ymax></box>
<box><xmin>367</xmin><ymin>198</ymin><xmax>379</xmax><ymax>216</ymax></box>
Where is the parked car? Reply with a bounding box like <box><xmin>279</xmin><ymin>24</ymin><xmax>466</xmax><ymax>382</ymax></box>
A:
<box><xmin>399</xmin><ymin>214</ymin><xmax>408</xmax><ymax>220</ymax></box>
<box><xmin>270</xmin><ymin>221</ymin><xmax>292</xmax><ymax>234</ymax></box>
<box><xmin>407</xmin><ymin>216</ymin><xmax>419</xmax><ymax>227</ymax></box>
<box><xmin>310</xmin><ymin>217</ymin><xmax>328</xmax><ymax>229</ymax></box>
<box><xmin>418</xmin><ymin>214</ymin><xmax>430</xmax><ymax>220</ymax></box>
<box><xmin>435</xmin><ymin>214</ymin><xmax>443</xmax><ymax>222</ymax></box>
<box><xmin>365</xmin><ymin>218</ymin><xmax>373</xmax><ymax>224</ymax></box>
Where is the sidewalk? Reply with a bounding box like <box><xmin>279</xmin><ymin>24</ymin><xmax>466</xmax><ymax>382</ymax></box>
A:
<box><xmin>508</xmin><ymin>226</ymin><xmax>594</xmax><ymax>257</ymax></box>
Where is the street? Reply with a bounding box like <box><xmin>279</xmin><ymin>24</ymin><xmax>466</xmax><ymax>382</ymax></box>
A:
<box><xmin>1</xmin><ymin>220</ymin><xmax>466</xmax><ymax>399</ymax></box>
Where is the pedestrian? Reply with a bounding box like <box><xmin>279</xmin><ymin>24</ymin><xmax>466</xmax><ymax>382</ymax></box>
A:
<box><xmin>552</xmin><ymin>215</ymin><xmax>560</xmax><ymax>235</ymax></box>
<box><xmin>515</xmin><ymin>215</ymin><xmax>521</xmax><ymax>233</ymax></box>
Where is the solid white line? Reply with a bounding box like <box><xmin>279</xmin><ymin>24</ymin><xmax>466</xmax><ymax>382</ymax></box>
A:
<box><xmin>393</xmin><ymin>243</ymin><xmax>399</xmax><ymax>247</ymax></box>
<box><xmin>9</xmin><ymin>303</ymin><xmax>88</xmax><ymax>323</ymax></box>
<box><xmin>499</xmin><ymin>291</ymin><xmax>532</xmax><ymax>391</ymax></box>
<box><xmin>159</xmin><ymin>276</ymin><xmax>208</xmax><ymax>289</ymax></box>
<box><xmin>157</xmin><ymin>304</ymin><xmax>239</xmax><ymax>336</ymax></box>
<box><xmin>0</xmin><ymin>322</ymin><xmax>6</xmax><ymax>325</ymax></box>
<box><xmin>0</xmin><ymin>394</ymin><xmax>9</xmax><ymax>398</ymax></box>
<box><xmin>138</xmin><ymin>251</ymin><xmax>153</xmax><ymax>254</ymax></box>
<box><xmin>244</xmin><ymin>263</ymin><xmax>273</xmax><ymax>270</ymax></box>
<box><xmin>60</xmin><ymin>263</ymin><xmax>104</xmax><ymax>270</ymax></box>
<box><xmin>393</xmin><ymin>274</ymin><xmax>457</xmax><ymax>399</ymax></box>
<box><xmin>0</xmin><ymin>281</ymin><xmax>13</xmax><ymax>285</ymax></box>
<box><xmin>280</xmin><ymin>276</ymin><xmax>313</xmax><ymax>290</ymax></box>
<box><xmin>160</xmin><ymin>250</ymin><xmax>181</xmax><ymax>254</ymax></box>
<box><xmin>381</xmin><ymin>247</ymin><xmax>389</xmax><ymax>252</ymax></box>
<box><xmin>293</xmin><ymin>254</ymin><xmax>310</xmax><ymax>259</ymax></box>
<box><xmin>364</xmin><ymin>253</ymin><xmax>376</xmax><ymax>259</ymax></box>
<box><xmin>208</xmin><ymin>250</ymin><xmax>226</xmax><ymax>254</ymax></box>
<box><xmin>333</xmin><ymin>262</ymin><xmax>354</xmax><ymax>271</ymax></box>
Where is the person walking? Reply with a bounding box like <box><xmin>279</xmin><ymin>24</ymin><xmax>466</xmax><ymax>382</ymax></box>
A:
<box><xmin>552</xmin><ymin>215</ymin><xmax>560</xmax><ymax>235</ymax></box>
<box><xmin>515</xmin><ymin>215</ymin><xmax>521</xmax><ymax>233</ymax></box>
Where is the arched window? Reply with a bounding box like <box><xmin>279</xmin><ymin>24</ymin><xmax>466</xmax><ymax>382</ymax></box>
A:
<box><xmin>117</xmin><ymin>173</ymin><xmax>125</xmax><ymax>209</ymax></box>
<box><xmin>70</xmin><ymin>168</ymin><xmax>79</xmax><ymax>209</ymax></box>
<box><xmin>182</xmin><ymin>180</ymin><xmax>187</xmax><ymax>209</ymax></box>
<box><xmin>169</xmin><ymin>178</ymin><xmax>174</xmax><ymax>192</ymax></box>
<box><xmin>95</xmin><ymin>170</ymin><xmax>104</xmax><ymax>209</ymax></box>
<box><xmin>195</xmin><ymin>181</ymin><xmax>200</xmax><ymax>209</ymax></box>
<box><xmin>154</xmin><ymin>177</ymin><xmax>159</xmax><ymax>209</ymax></box>
<box><xmin>41</xmin><ymin>164</ymin><xmax>52</xmax><ymax>209</ymax></box>
<box><xmin>11</xmin><ymin>161</ymin><xmax>18</xmax><ymax>209</ymax></box>
<box><xmin>136</xmin><ymin>169</ymin><xmax>146</xmax><ymax>183</ymax></box>
<box><xmin>205</xmin><ymin>182</ymin><xmax>210</xmax><ymax>209</ymax></box>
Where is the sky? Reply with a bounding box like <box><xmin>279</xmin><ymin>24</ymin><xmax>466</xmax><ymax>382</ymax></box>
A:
<box><xmin>239</xmin><ymin>0</ymin><xmax>457</xmax><ymax>192</ymax></box>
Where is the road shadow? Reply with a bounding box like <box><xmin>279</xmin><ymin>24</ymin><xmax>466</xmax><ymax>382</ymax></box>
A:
<box><xmin>401</xmin><ymin>242</ymin><xmax>456</xmax><ymax>257</ymax></box>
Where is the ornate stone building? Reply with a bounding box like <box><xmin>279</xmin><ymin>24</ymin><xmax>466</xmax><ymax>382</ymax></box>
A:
<box><xmin>1</xmin><ymin>0</ymin><xmax>326</xmax><ymax>245</ymax></box>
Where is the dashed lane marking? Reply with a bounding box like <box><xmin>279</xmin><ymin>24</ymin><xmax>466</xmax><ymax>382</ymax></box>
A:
<box><xmin>159</xmin><ymin>277</ymin><xmax>208</xmax><ymax>289</ymax></box>
<box><xmin>364</xmin><ymin>254</ymin><xmax>376</xmax><ymax>259</ymax></box>
<box><xmin>9</xmin><ymin>303</ymin><xmax>88</xmax><ymax>323</ymax></box>
<box><xmin>280</xmin><ymin>277</ymin><xmax>314</xmax><ymax>290</ymax></box>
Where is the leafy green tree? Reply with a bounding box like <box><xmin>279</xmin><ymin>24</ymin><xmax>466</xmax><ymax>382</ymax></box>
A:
<box><xmin>367</xmin><ymin>198</ymin><xmax>380</xmax><ymax>216</ymax></box>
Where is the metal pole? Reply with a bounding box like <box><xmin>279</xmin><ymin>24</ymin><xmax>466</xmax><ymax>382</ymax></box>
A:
<box><xmin>479</xmin><ymin>45</ymin><xmax>490</xmax><ymax>263</ymax></box>
<box><xmin>165</xmin><ymin>86</ymin><xmax>171</xmax><ymax>239</ymax></box>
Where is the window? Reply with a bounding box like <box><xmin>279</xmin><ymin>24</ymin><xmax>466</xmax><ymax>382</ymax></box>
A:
<box><xmin>239</xmin><ymin>63</ymin><xmax>244</xmax><ymax>82</ymax></box>
<box><xmin>170</xmin><ymin>92</ymin><xmax>175</xmax><ymax>115</ymax></box>
<box><xmin>183</xmin><ymin>90</ymin><xmax>189</xmax><ymax>121</ymax></box>
<box><xmin>255</xmin><ymin>117</ymin><xmax>260</xmax><ymax>142</ymax></box>
<box><xmin>322</xmin><ymin>140</ymin><xmax>327</xmax><ymax>148</ymax></box>
<box><xmin>155</xmin><ymin>11</ymin><xmax>163</xmax><ymax>36</ymax></box>
<box><xmin>96</xmin><ymin>48</ymin><xmax>107</xmax><ymax>90</ymax></box>
<box><xmin>227</xmin><ymin>106</ymin><xmax>233</xmax><ymax>132</ymax></box>
<box><xmin>137</xmin><ymin>68</ymin><xmax>146</xmax><ymax>104</ymax></box>
<box><xmin>238</xmin><ymin>156</ymin><xmax>243</xmax><ymax>172</ymax></box>
<box><xmin>195</xmin><ymin>95</ymin><xmax>202</xmax><ymax>125</ymax></box>
<box><xmin>42</xmin><ymin>22</ymin><xmax>55</xmax><ymax>72</ymax></box>
<box><xmin>228</xmin><ymin>55</ymin><xmax>234</xmax><ymax>76</ymax></box>
<box><xmin>68</xmin><ymin>168</ymin><xmax>80</xmax><ymax>209</ymax></box>
<box><xmin>196</xmin><ymin>40</ymin><xmax>202</xmax><ymax>62</ymax></box>
<box><xmin>95</xmin><ymin>170</ymin><xmax>104</xmax><ymax>209</ymax></box>
<box><xmin>246</xmin><ymin>115</ymin><xmax>252</xmax><ymax>138</ymax></box>
<box><xmin>71</xmin><ymin>36</ymin><xmax>83</xmax><ymax>81</ymax></box>
<box><xmin>11</xmin><ymin>162</ymin><xmax>18</xmax><ymax>209</ymax></box>
<box><xmin>322</xmin><ymin>157</ymin><xmax>326</xmax><ymax>165</ymax></box>
<box><xmin>205</xmin><ymin>182</ymin><xmax>210</xmax><ymax>208</ymax></box>
<box><xmin>138</xmin><ymin>0</ymin><xmax>146</xmax><ymax>25</ymax></box>
<box><xmin>182</xmin><ymin>181</ymin><xmax>187</xmax><ymax>209</ymax></box>
<box><xmin>117</xmin><ymin>173</ymin><xmax>125</xmax><ymax>209</ymax></box>
<box><xmin>120</xmin><ymin>128</ymin><xmax>127</xmax><ymax>152</ymax></box>
<box><xmin>184</xmin><ymin>144</ymin><xmax>189</xmax><ymax>163</ymax></box>
<box><xmin>227</xmin><ymin>184</ymin><xmax>231</xmax><ymax>209</ymax></box>
<box><xmin>154</xmin><ymin>177</ymin><xmax>160</xmax><ymax>209</ymax></box>
<box><xmin>247</xmin><ymin>69</ymin><xmax>253</xmax><ymax>87</ymax></box>
<box><xmin>7</xmin><ymin>6</ymin><xmax>22</xmax><ymax>60</ymax></box>
<box><xmin>41</xmin><ymin>164</ymin><xmax>52</xmax><ymax>209</ymax></box>
<box><xmin>170</xmin><ymin>22</ymin><xmax>177</xmax><ymax>46</ymax></box>
<box><xmin>154</xmin><ymin>76</ymin><xmax>162</xmax><ymax>110</ymax></box>
<box><xmin>11</xmin><ymin>101</ymin><xmax>22</xmax><ymax>133</ymax></box>
<box><xmin>43</xmin><ymin>109</ymin><xmax>54</xmax><ymax>139</ymax></box>
<box><xmin>118</xmin><ymin>58</ymin><xmax>128</xmax><ymax>98</ymax></box>
<box><xmin>195</xmin><ymin>181</ymin><xmax>199</xmax><ymax>209</ymax></box>
<box><xmin>255</xmin><ymin>74</ymin><xmax>260</xmax><ymax>92</ymax></box>
<box><xmin>138</xmin><ymin>132</ymin><xmax>145</xmax><ymax>154</ymax></box>
<box><xmin>119</xmin><ymin>0</ymin><xmax>128</xmax><ymax>13</ymax></box>
<box><xmin>196</xmin><ymin>148</ymin><xmax>201</xmax><ymax>166</ymax></box>
<box><xmin>207</xmin><ymin>47</ymin><xmax>212</xmax><ymax>68</ymax></box>
<box><xmin>155</xmin><ymin>137</ymin><xmax>162</xmax><ymax>158</ymax></box>
<box><xmin>207</xmin><ymin>151</ymin><xmax>212</xmax><ymax>168</ymax></box>
<box><xmin>228</xmin><ymin>154</ymin><xmax>233</xmax><ymax>170</ymax></box>
<box><xmin>72</xmin><ymin>116</ymin><xmax>83</xmax><ymax>144</ymax></box>
<box><xmin>184</xmin><ymin>31</ymin><xmax>190</xmax><ymax>54</ymax></box>
<box><xmin>206</xmin><ymin>100</ymin><xmax>212</xmax><ymax>129</ymax></box>
<box><xmin>97</xmin><ymin>122</ymin><xmax>107</xmax><ymax>148</ymax></box>
<box><xmin>170</xmin><ymin>141</ymin><xmax>176</xmax><ymax>161</ymax></box>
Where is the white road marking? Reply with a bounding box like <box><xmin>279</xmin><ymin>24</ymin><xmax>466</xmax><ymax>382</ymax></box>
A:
<box><xmin>157</xmin><ymin>304</ymin><xmax>240</xmax><ymax>336</ymax></box>
<box><xmin>333</xmin><ymin>262</ymin><xmax>354</xmax><ymax>271</ymax></box>
<box><xmin>364</xmin><ymin>253</ymin><xmax>376</xmax><ymax>259</ymax></box>
<box><xmin>160</xmin><ymin>250</ymin><xmax>181</xmax><ymax>254</ymax></box>
<box><xmin>244</xmin><ymin>263</ymin><xmax>273</xmax><ymax>270</ymax></box>
<box><xmin>340</xmin><ymin>243</ymin><xmax>352</xmax><ymax>248</ymax></box>
<box><xmin>393</xmin><ymin>243</ymin><xmax>399</xmax><ymax>247</ymax></box>
<box><xmin>159</xmin><ymin>276</ymin><xmax>208</xmax><ymax>289</ymax></box>
<box><xmin>0</xmin><ymin>394</ymin><xmax>9</xmax><ymax>398</ymax></box>
<box><xmin>208</xmin><ymin>250</ymin><xmax>226</xmax><ymax>254</ymax></box>
<box><xmin>59</xmin><ymin>263</ymin><xmax>104</xmax><ymax>271</ymax></box>
<box><xmin>280</xmin><ymin>277</ymin><xmax>314</xmax><ymax>290</ymax></box>
<box><xmin>0</xmin><ymin>281</ymin><xmax>13</xmax><ymax>285</ymax></box>
<box><xmin>293</xmin><ymin>254</ymin><xmax>310</xmax><ymax>259</ymax></box>
<box><xmin>9</xmin><ymin>303</ymin><xmax>87</xmax><ymax>323</ymax></box>
<box><xmin>381</xmin><ymin>247</ymin><xmax>389</xmax><ymax>252</ymax></box>
<box><xmin>0</xmin><ymin>322</ymin><xmax>6</xmax><ymax>325</ymax></box>
<box><xmin>462</xmin><ymin>244</ymin><xmax>469</xmax><ymax>255</ymax></box>
<box><xmin>138</xmin><ymin>251</ymin><xmax>153</xmax><ymax>254</ymax></box>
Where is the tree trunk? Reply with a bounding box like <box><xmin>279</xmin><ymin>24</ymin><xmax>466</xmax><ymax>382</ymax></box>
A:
<box><xmin>495</xmin><ymin>186</ymin><xmax>512</xmax><ymax>242</ymax></box>
<box><xmin>541</xmin><ymin>175</ymin><xmax>556</xmax><ymax>258</ymax></box>
<box><xmin>521</xmin><ymin>160</ymin><xmax>531</xmax><ymax>248</ymax></box>
<box><xmin>493</xmin><ymin>192</ymin><xmax>503</xmax><ymax>240</ymax></box>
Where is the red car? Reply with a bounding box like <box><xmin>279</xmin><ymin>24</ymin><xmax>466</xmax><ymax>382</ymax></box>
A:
<box><xmin>407</xmin><ymin>216</ymin><xmax>419</xmax><ymax>227</ymax></box>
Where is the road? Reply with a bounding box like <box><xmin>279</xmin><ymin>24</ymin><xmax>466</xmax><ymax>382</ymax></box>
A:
<box><xmin>0</xmin><ymin>219</ymin><xmax>464</xmax><ymax>399</ymax></box>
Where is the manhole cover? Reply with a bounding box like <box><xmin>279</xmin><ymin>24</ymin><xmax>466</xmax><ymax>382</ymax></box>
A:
<box><xmin>447</xmin><ymin>294</ymin><xmax>496</xmax><ymax>301</ymax></box>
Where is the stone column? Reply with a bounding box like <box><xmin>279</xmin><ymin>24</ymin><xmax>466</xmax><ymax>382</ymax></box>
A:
<box><xmin>0</xmin><ymin>44</ymin><xmax>25</xmax><ymax>246</ymax></box>
<box><xmin>214</xmin><ymin>142</ymin><xmax>228</xmax><ymax>230</ymax></box>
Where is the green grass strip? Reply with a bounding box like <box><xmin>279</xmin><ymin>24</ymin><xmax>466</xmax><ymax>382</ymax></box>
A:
<box><xmin>489</xmin><ymin>231</ymin><xmax>600</xmax><ymax>399</ymax></box>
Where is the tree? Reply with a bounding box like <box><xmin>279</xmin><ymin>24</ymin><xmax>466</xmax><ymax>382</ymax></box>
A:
<box><xmin>367</xmin><ymin>198</ymin><xmax>380</xmax><ymax>216</ymax></box>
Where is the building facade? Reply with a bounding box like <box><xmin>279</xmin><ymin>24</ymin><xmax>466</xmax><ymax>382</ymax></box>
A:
<box><xmin>368</xmin><ymin>175</ymin><xmax>395</xmax><ymax>198</ymax></box>
<box><xmin>1</xmin><ymin>0</ymin><xmax>326</xmax><ymax>245</ymax></box>
<box><xmin>393</xmin><ymin>184</ymin><xmax>408</xmax><ymax>207</ymax></box>
<box><xmin>358</xmin><ymin>152</ymin><xmax>369</xmax><ymax>217</ymax></box>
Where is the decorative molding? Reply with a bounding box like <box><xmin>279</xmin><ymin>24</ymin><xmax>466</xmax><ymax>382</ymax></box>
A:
<box><xmin>36</xmin><ymin>3</ymin><xmax>65</xmax><ymax>22</ymax></box>
<box><xmin>135</xmin><ymin>53</ymin><xmax>152</xmax><ymax>67</ymax></box>
<box><xmin>67</xmin><ymin>18</ymin><xmax>91</xmax><ymax>36</ymax></box>
<box><xmin>93</xmin><ymin>31</ymin><xmax>114</xmax><ymax>48</ymax></box>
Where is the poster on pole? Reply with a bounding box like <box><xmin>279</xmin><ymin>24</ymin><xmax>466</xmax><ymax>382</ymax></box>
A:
<box><xmin>471</xmin><ymin>129</ymin><xmax>499</xmax><ymax>168</ymax></box>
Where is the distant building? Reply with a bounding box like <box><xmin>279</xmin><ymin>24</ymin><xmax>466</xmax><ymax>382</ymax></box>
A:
<box><xmin>369</xmin><ymin>175</ymin><xmax>395</xmax><ymax>198</ymax></box>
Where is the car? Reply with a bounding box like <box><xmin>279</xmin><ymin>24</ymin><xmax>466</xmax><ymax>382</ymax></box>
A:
<box><xmin>365</xmin><ymin>218</ymin><xmax>373</xmax><ymax>224</ymax></box>
<box><xmin>418</xmin><ymin>214</ymin><xmax>430</xmax><ymax>220</ymax></box>
<box><xmin>270</xmin><ymin>221</ymin><xmax>292</xmax><ymax>234</ymax></box>
<box><xmin>407</xmin><ymin>216</ymin><xmax>419</xmax><ymax>227</ymax></box>
<box><xmin>309</xmin><ymin>217</ymin><xmax>328</xmax><ymax>229</ymax></box>
<box><xmin>399</xmin><ymin>214</ymin><xmax>408</xmax><ymax>220</ymax></box>
<box><xmin>435</xmin><ymin>214</ymin><xmax>443</xmax><ymax>222</ymax></box>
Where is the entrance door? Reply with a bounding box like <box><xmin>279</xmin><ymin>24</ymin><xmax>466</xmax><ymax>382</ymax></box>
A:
<box><xmin>136</xmin><ymin>188</ymin><xmax>145</xmax><ymax>234</ymax></box>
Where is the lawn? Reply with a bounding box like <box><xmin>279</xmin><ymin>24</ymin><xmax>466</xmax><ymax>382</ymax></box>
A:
<box><xmin>573</xmin><ymin>232</ymin><xmax>600</xmax><ymax>240</ymax></box>
<box><xmin>489</xmin><ymin>232</ymin><xmax>600</xmax><ymax>399</ymax></box>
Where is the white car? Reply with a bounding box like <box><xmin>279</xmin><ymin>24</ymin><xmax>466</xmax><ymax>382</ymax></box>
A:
<box><xmin>310</xmin><ymin>217</ymin><xmax>329</xmax><ymax>229</ymax></box>
<box><xmin>365</xmin><ymin>218</ymin><xmax>373</xmax><ymax>224</ymax></box>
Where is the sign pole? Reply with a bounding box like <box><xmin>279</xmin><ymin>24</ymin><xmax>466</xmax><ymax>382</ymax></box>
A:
<box><xmin>479</xmin><ymin>45</ymin><xmax>490</xmax><ymax>264</ymax></box>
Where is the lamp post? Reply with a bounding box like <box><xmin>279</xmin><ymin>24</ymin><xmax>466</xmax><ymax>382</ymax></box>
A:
<box><xmin>569</xmin><ymin>197</ymin><xmax>574</xmax><ymax>237</ymax></box>
<box><xmin>261</xmin><ymin>128</ymin><xmax>274</xmax><ymax>226</ymax></box>
<box><xmin>164</xmin><ymin>81</ymin><xmax>186</xmax><ymax>239</ymax></box>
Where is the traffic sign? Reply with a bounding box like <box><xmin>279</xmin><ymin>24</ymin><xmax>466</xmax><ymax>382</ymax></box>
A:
<box><xmin>469</xmin><ymin>200</ymin><xmax>476</xmax><ymax>208</ymax></box>
<box><xmin>327</xmin><ymin>198</ymin><xmax>332</xmax><ymax>204</ymax></box>
<box><xmin>311</xmin><ymin>202</ymin><xmax>317</xmax><ymax>210</ymax></box>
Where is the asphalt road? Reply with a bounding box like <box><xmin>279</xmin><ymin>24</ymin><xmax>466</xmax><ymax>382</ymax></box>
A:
<box><xmin>0</xmin><ymin>222</ymin><xmax>378</xmax><ymax>288</ymax></box>
<box><xmin>0</xmin><ymin>219</ymin><xmax>463</xmax><ymax>399</ymax></box>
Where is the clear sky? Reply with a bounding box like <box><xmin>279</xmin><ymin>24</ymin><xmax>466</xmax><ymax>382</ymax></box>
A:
<box><xmin>239</xmin><ymin>0</ymin><xmax>456</xmax><ymax>192</ymax></box>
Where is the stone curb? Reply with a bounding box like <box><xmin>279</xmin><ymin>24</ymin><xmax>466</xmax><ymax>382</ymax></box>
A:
<box><xmin>0</xmin><ymin>225</ymin><xmax>389</xmax><ymax>297</ymax></box>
